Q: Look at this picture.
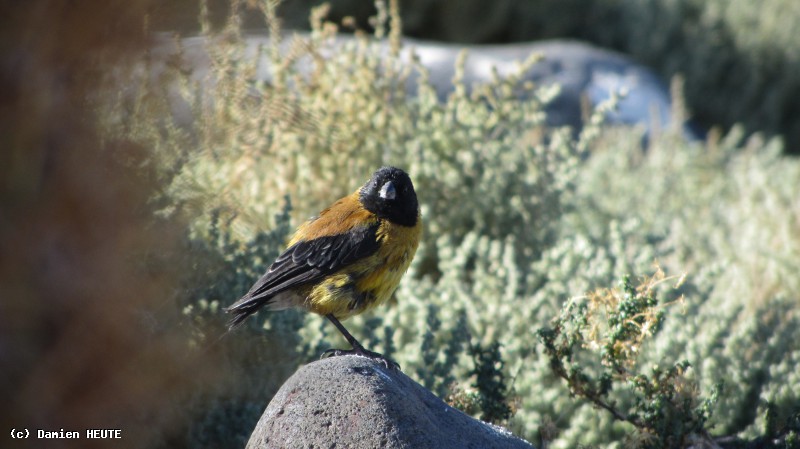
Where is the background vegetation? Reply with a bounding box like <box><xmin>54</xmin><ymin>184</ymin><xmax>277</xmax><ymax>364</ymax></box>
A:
<box><xmin>3</xmin><ymin>1</ymin><xmax>798</xmax><ymax>448</ymax></box>
<box><xmin>150</xmin><ymin>0</ymin><xmax>800</xmax><ymax>154</ymax></box>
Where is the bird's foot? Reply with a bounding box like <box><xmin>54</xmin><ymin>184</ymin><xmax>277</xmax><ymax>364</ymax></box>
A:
<box><xmin>321</xmin><ymin>347</ymin><xmax>400</xmax><ymax>370</ymax></box>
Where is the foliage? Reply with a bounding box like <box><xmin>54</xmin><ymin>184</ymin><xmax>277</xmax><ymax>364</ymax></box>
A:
<box><xmin>152</xmin><ymin>0</ymin><xmax>800</xmax><ymax>153</ymax></box>
<box><xmin>470</xmin><ymin>341</ymin><xmax>515</xmax><ymax>425</ymax></box>
<box><xmin>538</xmin><ymin>269</ymin><xmax>722</xmax><ymax>448</ymax></box>
<box><xmin>173</xmin><ymin>201</ymin><xmax>310</xmax><ymax>446</ymax></box>
<box><xmin>94</xmin><ymin>0</ymin><xmax>800</xmax><ymax>447</ymax></box>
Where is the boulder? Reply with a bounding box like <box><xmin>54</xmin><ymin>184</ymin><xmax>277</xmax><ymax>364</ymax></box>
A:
<box><xmin>246</xmin><ymin>355</ymin><xmax>534</xmax><ymax>449</ymax></box>
<box><xmin>145</xmin><ymin>33</ymin><xmax>701</xmax><ymax>140</ymax></box>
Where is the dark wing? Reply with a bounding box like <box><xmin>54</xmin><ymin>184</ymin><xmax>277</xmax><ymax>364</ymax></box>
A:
<box><xmin>226</xmin><ymin>223</ymin><xmax>380</xmax><ymax>327</ymax></box>
<box><xmin>252</xmin><ymin>223</ymin><xmax>380</xmax><ymax>297</ymax></box>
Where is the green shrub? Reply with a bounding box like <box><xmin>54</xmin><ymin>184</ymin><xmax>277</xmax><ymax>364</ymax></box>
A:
<box><xmin>537</xmin><ymin>269</ymin><xmax>722</xmax><ymax>448</ymax></box>
<box><xmin>163</xmin><ymin>0</ymin><xmax>800</xmax><ymax>153</ymax></box>
<box><xmin>97</xmin><ymin>1</ymin><xmax>800</xmax><ymax>447</ymax></box>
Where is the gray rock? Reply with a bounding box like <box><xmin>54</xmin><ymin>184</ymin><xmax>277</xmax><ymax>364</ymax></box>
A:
<box><xmin>144</xmin><ymin>33</ymin><xmax>700</xmax><ymax>140</ymax></box>
<box><xmin>413</xmin><ymin>37</ymin><xmax>701</xmax><ymax>140</ymax></box>
<box><xmin>246</xmin><ymin>355</ymin><xmax>534</xmax><ymax>449</ymax></box>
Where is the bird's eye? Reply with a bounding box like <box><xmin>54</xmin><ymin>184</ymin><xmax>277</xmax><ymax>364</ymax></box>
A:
<box><xmin>379</xmin><ymin>181</ymin><xmax>396</xmax><ymax>200</ymax></box>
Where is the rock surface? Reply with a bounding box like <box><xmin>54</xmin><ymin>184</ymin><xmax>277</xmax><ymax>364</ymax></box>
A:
<box><xmin>146</xmin><ymin>33</ymin><xmax>700</xmax><ymax>140</ymax></box>
<box><xmin>245</xmin><ymin>355</ymin><xmax>534</xmax><ymax>449</ymax></box>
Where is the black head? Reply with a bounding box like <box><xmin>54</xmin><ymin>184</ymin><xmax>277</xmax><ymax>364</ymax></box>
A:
<box><xmin>359</xmin><ymin>166</ymin><xmax>419</xmax><ymax>227</ymax></box>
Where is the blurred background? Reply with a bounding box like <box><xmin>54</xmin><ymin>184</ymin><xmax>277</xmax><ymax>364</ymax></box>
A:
<box><xmin>1</xmin><ymin>2</ymin><xmax>204</xmax><ymax>448</ymax></box>
<box><xmin>148</xmin><ymin>0</ymin><xmax>800</xmax><ymax>155</ymax></box>
<box><xmin>2</xmin><ymin>1</ymin><xmax>798</xmax><ymax>448</ymax></box>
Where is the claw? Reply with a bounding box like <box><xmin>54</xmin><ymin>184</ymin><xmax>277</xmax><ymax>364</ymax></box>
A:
<box><xmin>320</xmin><ymin>347</ymin><xmax>400</xmax><ymax>370</ymax></box>
<box><xmin>321</xmin><ymin>314</ymin><xmax>401</xmax><ymax>369</ymax></box>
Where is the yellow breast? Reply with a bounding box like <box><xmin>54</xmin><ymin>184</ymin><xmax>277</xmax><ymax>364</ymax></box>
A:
<box><xmin>306</xmin><ymin>215</ymin><xmax>421</xmax><ymax>319</ymax></box>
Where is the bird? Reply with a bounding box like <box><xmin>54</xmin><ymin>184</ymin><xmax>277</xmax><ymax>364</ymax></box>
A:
<box><xmin>226</xmin><ymin>166</ymin><xmax>421</xmax><ymax>369</ymax></box>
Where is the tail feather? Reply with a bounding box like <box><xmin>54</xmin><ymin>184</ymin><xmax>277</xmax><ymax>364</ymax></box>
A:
<box><xmin>225</xmin><ymin>295</ymin><xmax>270</xmax><ymax>330</ymax></box>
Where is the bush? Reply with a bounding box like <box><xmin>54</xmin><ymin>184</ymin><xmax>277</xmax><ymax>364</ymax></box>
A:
<box><xmin>96</xmin><ymin>1</ymin><xmax>800</xmax><ymax>447</ymax></box>
<box><xmin>537</xmin><ymin>269</ymin><xmax>722</xmax><ymax>448</ymax></box>
<box><xmin>151</xmin><ymin>0</ymin><xmax>800</xmax><ymax>153</ymax></box>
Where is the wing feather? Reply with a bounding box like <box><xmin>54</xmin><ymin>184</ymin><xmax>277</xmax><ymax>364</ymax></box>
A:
<box><xmin>226</xmin><ymin>197</ymin><xmax>383</xmax><ymax>329</ymax></box>
<box><xmin>235</xmin><ymin>222</ymin><xmax>380</xmax><ymax>305</ymax></box>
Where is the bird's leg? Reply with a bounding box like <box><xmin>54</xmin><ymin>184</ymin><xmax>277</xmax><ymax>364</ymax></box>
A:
<box><xmin>322</xmin><ymin>314</ymin><xmax>400</xmax><ymax>370</ymax></box>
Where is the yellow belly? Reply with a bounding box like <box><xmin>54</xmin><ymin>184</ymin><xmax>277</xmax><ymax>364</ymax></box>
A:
<box><xmin>304</xmin><ymin>219</ymin><xmax>420</xmax><ymax>319</ymax></box>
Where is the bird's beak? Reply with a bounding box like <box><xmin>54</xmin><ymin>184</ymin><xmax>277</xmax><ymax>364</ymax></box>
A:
<box><xmin>379</xmin><ymin>181</ymin><xmax>396</xmax><ymax>200</ymax></box>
